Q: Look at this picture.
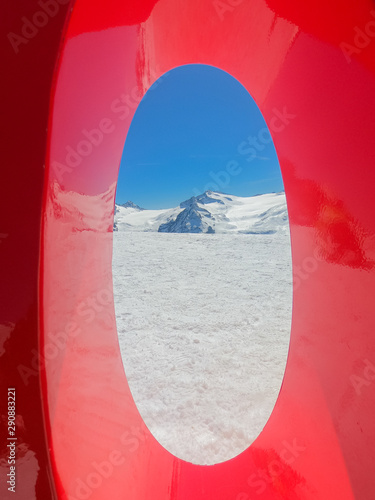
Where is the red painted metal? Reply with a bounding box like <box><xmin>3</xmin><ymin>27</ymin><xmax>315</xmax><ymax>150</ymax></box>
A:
<box><xmin>2</xmin><ymin>0</ymin><xmax>375</xmax><ymax>498</ymax></box>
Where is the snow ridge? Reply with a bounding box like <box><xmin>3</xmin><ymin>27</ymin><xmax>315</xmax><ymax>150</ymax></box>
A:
<box><xmin>159</xmin><ymin>199</ymin><xmax>215</xmax><ymax>233</ymax></box>
<box><xmin>114</xmin><ymin>191</ymin><xmax>288</xmax><ymax>234</ymax></box>
<box><xmin>120</xmin><ymin>200</ymin><xmax>144</xmax><ymax>210</ymax></box>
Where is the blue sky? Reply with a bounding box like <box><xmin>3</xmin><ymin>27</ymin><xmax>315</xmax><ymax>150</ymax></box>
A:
<box><xmin>116</xmin><ymin>64</ymin><xmax>283</xmax><ymax>209</ymax></box>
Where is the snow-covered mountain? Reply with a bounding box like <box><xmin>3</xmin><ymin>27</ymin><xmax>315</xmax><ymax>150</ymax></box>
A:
<box><xmin>120</xmin><ymin>200</ymin><xmax>144</xmax><ymax>210</ymax></box>
<box><xmin>159</xmin><ymin>198</ymin><xmax>216</xmax><ymax>233</ymax></box>
<box><xmin>114</xmin><ymin>191</ymin><xmax>289</xmax><ymax>234</ymax></box>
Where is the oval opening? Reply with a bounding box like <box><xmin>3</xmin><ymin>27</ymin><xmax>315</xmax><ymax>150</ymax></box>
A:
<box><xmin>113</xmin><ymin>64</ymin><xmax>292</xmax><ymax>465</ymax></box>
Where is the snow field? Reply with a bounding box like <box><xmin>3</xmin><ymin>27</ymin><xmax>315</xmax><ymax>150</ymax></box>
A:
<box><xmin>112</xmin><ymin>231</ymin><xmax>292</xmax><ymax>465</ymax></box>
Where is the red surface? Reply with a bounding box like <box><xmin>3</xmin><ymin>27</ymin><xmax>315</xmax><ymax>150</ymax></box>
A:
<box><xmin>2</xmin><ymin>0</ymin><xmax>375</xmax><ymax>499</ymax></box>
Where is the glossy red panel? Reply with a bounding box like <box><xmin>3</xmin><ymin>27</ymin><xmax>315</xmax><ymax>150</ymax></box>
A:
<box><xmin>2</xmin><ymin>0</ymin><xmax>375</xmax><ymax>498</ymax></box>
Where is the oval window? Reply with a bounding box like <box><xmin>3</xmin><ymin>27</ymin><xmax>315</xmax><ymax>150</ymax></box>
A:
<box><xmin>113</xmin><ymin>64</ymin><xmax>292</xmax><ymax>465</ymax></box>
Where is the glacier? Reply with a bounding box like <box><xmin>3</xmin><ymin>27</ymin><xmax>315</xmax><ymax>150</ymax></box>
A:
<box><xmin>114</xmin><ymin>190</ymin><xmax>289</xmax><ymax>234</ymax></box>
